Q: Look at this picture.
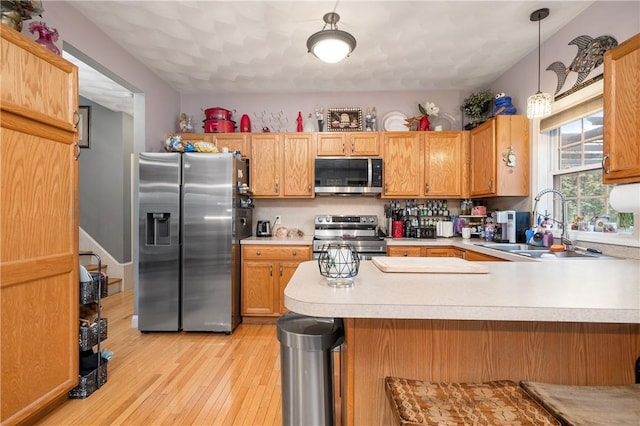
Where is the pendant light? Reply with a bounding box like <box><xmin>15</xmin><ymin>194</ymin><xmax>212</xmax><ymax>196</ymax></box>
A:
<box><xmin>306</xmin><ymin>12</ymin><xmax>356</xmax><ymax>64</ymax></box>
<box><xmin>527</xmin><ymin>8</ymin><xmax>553</xmax><ymax>119</ymax></box>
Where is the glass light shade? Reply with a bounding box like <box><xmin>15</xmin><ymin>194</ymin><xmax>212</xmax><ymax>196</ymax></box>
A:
<box><xmin>307</xmin><ymin>29</ymin><xmax>356</xmax><ymax>64</ymax></box>
<box><xmin>527</xmin><ymin>91</ymin><xmax>553</xmax><ymax>119</ymax></box>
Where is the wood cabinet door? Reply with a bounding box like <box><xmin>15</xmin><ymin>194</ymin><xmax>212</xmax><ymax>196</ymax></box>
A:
<box><xmin>382</xmin><ymin>133</ymin><xmax>423</xmax><ymax>197</ymax></box>
<box><xmin>1</xmin><ymin>27</ymin><xmax>77</xmax><ymax>132</ymax></box>
<box><xmin>213</xmin><ymin>134</ymin><xmax>250</xmax><ymax>158</ymax></box>
<box><xmin>251</xmin><ymin>134</ymin><xmax>281</xmax><ymax>196</ymax></box>
<box><xmin>603</xmin><ymin>32</ymin><xmax>640</xmax><ymax>184</ymax></box>
<box><xmin>494</xmin><ymin>115</ymin><xmax>529</xmax><ymax>196</ymax></box>
<box><xmin>463</xmin><ymin>250</ymin><xmax>504</xmax><ymax>261</ymax></box>
<box><xmin>469</xmin><ymin>120</ymin><xmax>496</xmax><ymax>197</ymax></box>
<box><xmin>387</xmin><ymin>246</ymin><xmax>423</xmax><ymax>257</ymax></box>
<box><xmin>282</xmin><ymin>133</ymin><xmax>314</xmax><ymax>197</ymax></box>
<box><xmin>317</xmin><ymin>133</ymin><xmax>346</xmax><ymax>156</ymax></box>
<box><xmin>424</xmin><ymin>248</ymin><xmax>457</xmax><ymax>257</ymax></box>
<box><xmin>242</xmin><ymin>261</ymin><xmax>276</xmax><ymax>315</ymax></box>
<box><xmin>1</xmin><ymin>27</ymin><xmax>79</xmax><ymax>426</ymax></box>
<box><xmin>279</xmin><ymin>261</ymin><xmax>303</xmax><ymax>314</ymax></box>
<box><xmin>349</xmin><ymin>133</ymin><xmax>380</xmax><ymax>156</ymax></box>
<box><xmin>424</xmin><ymin>132</ymin><xmax>467</xmax><ymax>197</ymax></box>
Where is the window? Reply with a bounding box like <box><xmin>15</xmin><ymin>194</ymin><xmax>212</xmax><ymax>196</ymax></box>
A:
<box><xmin>539</xmin><ymin>91</ymin><xmax>635</xmax><ymax>242</ymax></box>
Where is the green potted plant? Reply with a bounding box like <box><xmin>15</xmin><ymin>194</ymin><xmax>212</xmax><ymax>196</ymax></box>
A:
<box><xmin>461</xmin><ymin>89</ymin><xmax>493</xmax><ymax>129</ymax></box>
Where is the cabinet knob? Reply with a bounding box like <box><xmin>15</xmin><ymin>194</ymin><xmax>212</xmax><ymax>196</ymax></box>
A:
<box><xmin>602</xmin><ymin>153</ymin><xmax>610</xmax><ymax>174</ymax></box>
<box><xmin>279</xmin><ymin>265</ymin><xmax>283</xmax><ymax>276</ymax></box>
<box><xmin>256</xmin><ymin>250</ymin><xmax>261</xmax><ymax>256</ymax></box>
<box><xmin>292</xmin><ymin>251</ymin><xmax>297</xmax><ymax>256</ymax></box>
<box><xmin>403</xmin><ymin>251</ymin><xmax>408</xmax><ymax>257</ymax></box>
<box><xmin>351</xmin><ymin>142</ymin><xmax>354</xmax><ymax>152</ymax></box>
<box><xmin>342</xmin><ymin>143</ymin><xmax>345</xmax><ymax>153</ymax></box>
<box><xmin>270</xmin><ymin>265</ymin><xmax>273</xmax><ymax>276</ymax></box>
<box><xmin>275</xmin><ymin>182</ymin><xmax>279</xmax><ymax>194</ymax></box>
<box><xmin>73</xmin><ymin>142</ymin><xmax>80</xmax><ymax>161</ymax></box>
<box><xmin>488</xmin><ymin>178</ymin><xmax>493</xmax><ymax>191</ymax></box>
<box><xmin>425</xmin><ymin>183</ymin><xmax>429</xmax><ymax>193</ymax></box>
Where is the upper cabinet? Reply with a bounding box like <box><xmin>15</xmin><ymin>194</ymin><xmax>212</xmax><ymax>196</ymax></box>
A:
<box><xmin>1</xmin><ymin>26</ymin><xmax>77</xmax><ymax>132</ymax></box>
<box><xmin>251</xmin><ymin>133</ymin><xmax>314</xmax><ymax>198</ymax></box>
<box><xmin>316</xmin><ymin>132</ymin><xmax>380</xmax><ymax>156</ymax></box>
<box><xmin>212</xmin><ymin>133</ymin><xmax>251</xmax><ymax>158</ymax></box>
<box><xmin>382</xmin><ymin>132</ymin><xmax>423</xmax><ymax>197</ymax></box>
<box><xmin>423</xmin><ymin>131</ymin><xmax>469</xmax><ymax>198</ymax></box>
<box><xmin>603</xmin><ymin>32</ymin><xmax>640</xmax><ymax>184</ymax></box>
<box><xmin>382</xmin><ymin>131</ymin><xmax>469</xmax><ymax>199</ymax></box>
<box><xmin>469</xmin><ymin>115</ymin><xmax>529</xmax><ymax>197</ymax></box>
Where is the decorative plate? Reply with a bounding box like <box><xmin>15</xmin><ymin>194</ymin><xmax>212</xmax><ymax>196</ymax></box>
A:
<box><xmin>429</xmin><ymin>112</ymin><xmax>457</xmax><ymax>131</ymax></box>
<box><xmin>382</xmin><ymin>111</ymin><xmax>409</xmax><ymax>131</ymax></box>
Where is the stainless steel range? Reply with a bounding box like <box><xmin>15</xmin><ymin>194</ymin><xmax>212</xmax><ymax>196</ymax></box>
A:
<box><xmin>313</xmin><ymin>215</ymin><xmax>387</xmax><ymax>260</ymax></box>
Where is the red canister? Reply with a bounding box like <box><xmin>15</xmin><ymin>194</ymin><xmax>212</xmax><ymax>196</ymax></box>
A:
<box><xmin>240</xmin><ymin>114</ymin><xmax>251</xmax><ymax>132</ymax></box>
<box><xmin>392</xmin><ymin>221</ymin><xmax>404</xmax><ymax>239</ymax></box>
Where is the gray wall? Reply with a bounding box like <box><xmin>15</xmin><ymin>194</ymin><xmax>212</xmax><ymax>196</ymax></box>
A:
<box><xmin>491</xmin><ymin>1</ymin><xmax>640</xmax><ymax>115</ymax></box>
<box><xmin>79</xmin><ymin>97</ymin><xmax>132</xmax><ymax>263</ymax></box>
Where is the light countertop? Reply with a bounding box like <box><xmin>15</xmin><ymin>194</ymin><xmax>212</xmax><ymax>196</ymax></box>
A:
<box><xmin>284</xmin><ymin>258</ymin><xmax>640</xmax><ymax>324</ymax></box>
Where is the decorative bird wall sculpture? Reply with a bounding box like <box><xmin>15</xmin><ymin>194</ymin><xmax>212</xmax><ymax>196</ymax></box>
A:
<box><xmin>546</xmin><ymin>34</ymin><xmax>618</xmax><ymax>95</ymax></box>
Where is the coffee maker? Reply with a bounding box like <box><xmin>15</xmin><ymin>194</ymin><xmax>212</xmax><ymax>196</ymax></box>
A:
<box><xmin>494</xmin><ymin>210</ymin><xmax>530</xmax><ymax>243</ymax></box>
<box><xmin>494</xmin><ymin>211</ymin><xmax>515</xmax><ymax>243</ymax></box>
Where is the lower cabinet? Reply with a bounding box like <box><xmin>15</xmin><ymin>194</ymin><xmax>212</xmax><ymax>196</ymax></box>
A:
<box><xmin>387</xmin><ymin>245</ymin><xmax>504</xmax><ymax>261</ymax></box>
<box><xmin>241</xmin><ymin>245</ymin><xmax>312</xmax><ymax>319</ymax></box>
<box><xmin>462</xmin><ymin>250</ymin><xmax>505</xmax><ymax>261</ymax></box>
<box><xmin>387</xmin><ymin>246</ymin><xmax>464</xmax><ymax>258</ymax></box>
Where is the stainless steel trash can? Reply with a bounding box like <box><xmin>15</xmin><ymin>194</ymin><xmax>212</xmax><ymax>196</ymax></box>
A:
<box><xmin>277</xmin><ymin>312</ymin><xmax>344</xmax><ymax>426</ymax></box>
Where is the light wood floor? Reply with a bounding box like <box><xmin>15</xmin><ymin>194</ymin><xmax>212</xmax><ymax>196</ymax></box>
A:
<box><xmin>36</xmin><ymin>289</ymin><xmax>283</xmax><ymax>426</ymax></box>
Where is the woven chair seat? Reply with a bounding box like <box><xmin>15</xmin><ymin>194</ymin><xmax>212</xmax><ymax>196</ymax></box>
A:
<box><xmin>384</xmin><ymin>377</ymin><xmax>561</xmax><ymax>426</ymax></box>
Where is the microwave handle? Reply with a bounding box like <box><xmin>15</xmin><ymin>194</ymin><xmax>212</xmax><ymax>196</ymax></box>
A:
<box><xmin>367</xmin><ymin>159</ymin><xmax>372</xmax><ymax>187</ymax></box>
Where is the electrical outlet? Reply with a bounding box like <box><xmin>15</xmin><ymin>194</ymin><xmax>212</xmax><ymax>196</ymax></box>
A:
<box><xmin>274</xmin><ymin>215</ymin><xmax>282</xmax><ymax>225</ymax></box>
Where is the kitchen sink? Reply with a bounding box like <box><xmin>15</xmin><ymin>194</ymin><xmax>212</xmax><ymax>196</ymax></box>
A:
<box><xmin>476</xmin><ymin>243</ymin><xmax>549</xmax><ymax>251</ymax></box>
<box><xmin>476</xmin><ymin>243</ymin><xmax>616</xmax><ymax>260</ymax></box>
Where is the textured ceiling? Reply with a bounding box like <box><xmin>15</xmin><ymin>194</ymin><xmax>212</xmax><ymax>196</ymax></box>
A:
<box><xmin>64</xmin><ymin>52</ymin><xmax>135</xmax><ymax>115</ymax></box>
<box><xmin>68</xmin><ymin>1</ymin><xmax>594</xmax><ymax>113</ymax></box>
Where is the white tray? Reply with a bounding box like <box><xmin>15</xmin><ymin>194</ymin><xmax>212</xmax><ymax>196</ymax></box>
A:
<box><xmin>372</xmin><ymin>256</ymin><xmax>489</xmax><ymax>274</ymax></box>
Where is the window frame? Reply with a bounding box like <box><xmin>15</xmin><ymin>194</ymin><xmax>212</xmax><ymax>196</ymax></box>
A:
<box><xmin>533</xmin><ymin>81</ymin><xmax>639</xmax><ymax>248</ymax></box>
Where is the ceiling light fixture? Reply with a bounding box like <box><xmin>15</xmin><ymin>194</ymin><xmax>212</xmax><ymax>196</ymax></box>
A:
<box><xmin>306</xmin><ymin>12</ymin><xmax>356</xmax><ymax>64</ymax></box>
<box><xmin>527</xmin><ymin>7</ymin><xmax>553</xmax><ymax>119</ymax></box>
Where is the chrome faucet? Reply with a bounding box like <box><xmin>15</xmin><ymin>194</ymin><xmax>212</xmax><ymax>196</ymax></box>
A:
<box><xmin>532</xmin><ymin>188</ymin><xmax>573</xmax><ymax>248</ymax></box>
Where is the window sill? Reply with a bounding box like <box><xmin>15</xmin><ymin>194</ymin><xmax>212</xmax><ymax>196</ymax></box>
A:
<box><xmin>566</xmin><ymin>229</ymin><xmax>640</xmax><ymax>248</ymax></box>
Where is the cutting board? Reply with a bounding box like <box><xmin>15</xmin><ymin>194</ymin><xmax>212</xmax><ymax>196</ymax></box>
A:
<box><xmin>372</xmin><ymin>256</ymin><xmax>489</xmax><ymax>274</ymax></box>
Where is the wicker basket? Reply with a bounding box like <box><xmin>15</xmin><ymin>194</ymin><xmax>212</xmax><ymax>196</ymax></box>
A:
<box><xmin>68</xmin><ymin>361</ymin><xmax>108</xmax><ymax>399</ymax></box>
<box><xmin>79</xmin><ymin>318</ymin><xmax>108</xmax><ymax>351</ymax></box>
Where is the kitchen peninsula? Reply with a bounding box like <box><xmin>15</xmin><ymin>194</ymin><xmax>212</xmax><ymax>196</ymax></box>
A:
<box><xmin>284</xmin><ymin>257</ymin><xmax>640</xmax><ymax>426</ymax></box>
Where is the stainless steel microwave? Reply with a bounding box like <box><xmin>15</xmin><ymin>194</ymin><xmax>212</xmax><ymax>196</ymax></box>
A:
<box><xmin>314</xmin><ymin>158</ymin><xmax>383</xmax><ymax>195</ymax></box>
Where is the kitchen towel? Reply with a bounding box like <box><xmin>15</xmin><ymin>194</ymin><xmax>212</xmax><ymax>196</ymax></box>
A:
<box><xmin>609</xmin><ymin>183</ymin><xmax>640</xmax><ymax>214</ymax></box>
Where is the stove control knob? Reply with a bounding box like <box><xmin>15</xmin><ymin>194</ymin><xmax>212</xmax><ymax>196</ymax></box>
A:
<box><xmin>368</xmin><ymin>217</ymin><xmax>375</xmax><ymax>223</ymax></box>
<box><xmin>317</xmin><ymin>217</ymin><xmax>325</xmax><ymax>223</ymax></box>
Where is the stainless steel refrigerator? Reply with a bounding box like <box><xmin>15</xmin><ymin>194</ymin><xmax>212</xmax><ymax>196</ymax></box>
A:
<box><xmin>138</xmin><ymin>152</ymin><xmax>252</xmax><ymax>332</ymax></box>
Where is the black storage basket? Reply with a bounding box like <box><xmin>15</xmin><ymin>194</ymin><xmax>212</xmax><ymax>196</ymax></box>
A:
<box><xmin>79</xmin><ymin>318</ymin><xmax>108</xmax><ymax>351</ymax></box>
<box><xmin>68</xmin><ymin>361</ymin><xmax>108</xmax><ymax>399</ymax></box>
<box><xmin>79</xmin><ymin>272</ymin><xmax>108</xmax><ymax>304</ymax></box>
